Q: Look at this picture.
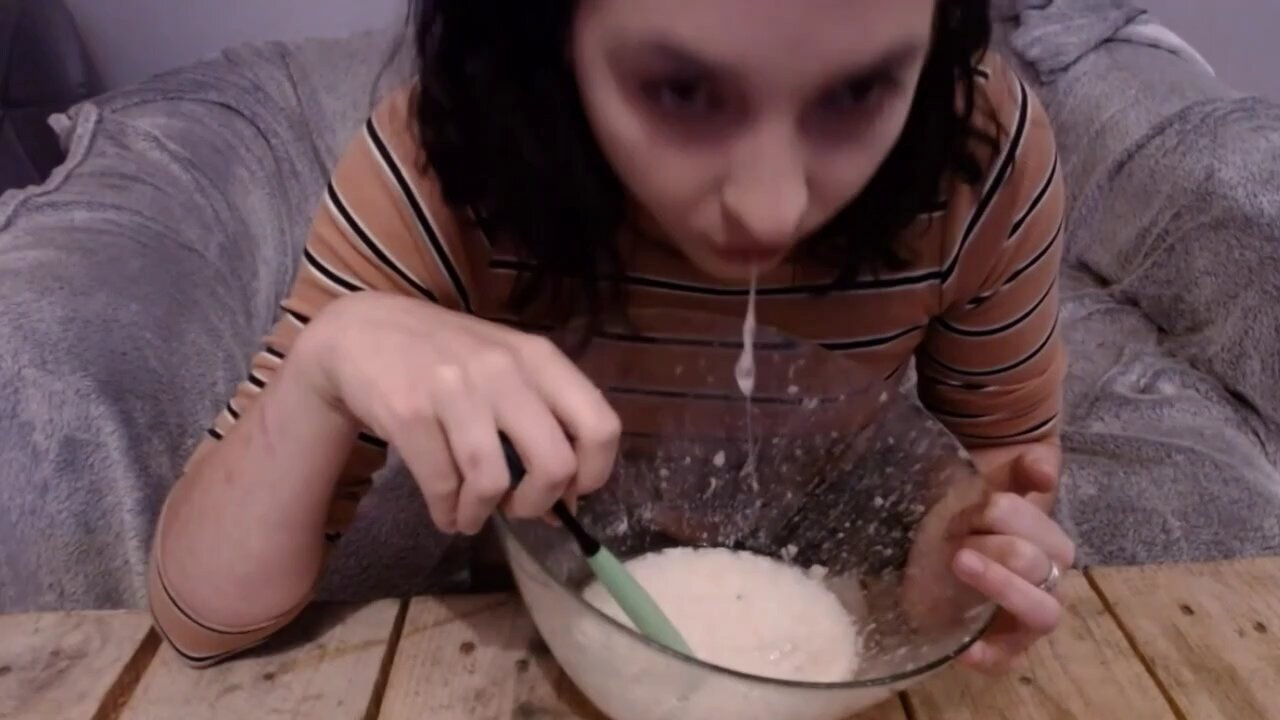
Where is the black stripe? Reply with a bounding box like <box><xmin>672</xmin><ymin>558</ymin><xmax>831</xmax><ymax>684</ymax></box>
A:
<box><xmin>957</xmin><ymin>414</ymin><xmax>1058</xmax><ymax>443</ymax></box>
<box><xmin>884</xmin><ymin>362</ymin><xmax>908</xmax><ymax>381</ymax></box>
<box><xmin>264</xmin><ymin>346</ymin><xmax>286</xmax><ymax>360</ymax></box>
<box><xmin>926</xmin><ymin>315</ymin><xmax>1059</xmax><ymax>378</ymax></box>
<box><xmin>968</xmin><ymin>216</ymin><xmax>1063</xmax><ymax>309</ymax></box>
<box><xmin>225</xmin><ymin>402</ymin><xmax>240</xmax><ymax>421</ymax></box>
<box><xmin>1009</xmin><ymin>154</ymin><xmax>1058</xmax><ymax>240</ymax></box>
<box><xmin>207</xmin><ymin>427</ymin><xmax>224</xmax><ymax>441</ymax></box>
<box><xmin>282</xmin><ymin>307</ymin><xmax>311</xmax><ymax>325</ymax></box>
<box><xmin>942</xmin><ymin>77</ymin><xmax>1030</xmax><ymax>284</ymax></box>
<box><xmin>938</xmin><ymin>278</ymin><xmax>1055</xmax><ymax>338</ymax></box>
<box><xmin>304</xmin><ymin>248</ymin><xmax>362</xmax><ymax>293</ymax></box>
<box><xmin>1004</xmin><ymin>217</ymin><xmax>1063</xmax><ymax>288</ymax></box>
<box><xmin>489</xmin><ymin>317</ymin><xmax>802</xmax><ymax>351</ymax></box>
<box><xmin>822</xmin><ymin>324</ymin><xmax>924</xmax><ymax>351</ymax></box>
<box><xmin>324</xmin><ymin>531</ymin><xmax>344</xmax><ymax>543</ymax></box>
<box><xmin>327</xmin><ymin>184</ymin><xmax>439</xmax><ymax>302</ymax></box>
<box><xmin>596</xmin><ymin>330</ymin><xmax>795</xmax><ymax>351</ymax></box>
<box><xmin>966</xmin><ymin>290</ymin><xmax>995</xmax><ymax>309</ymax></box>
<box><xmin>366</xmin><ymin>119</ymin><xmax>472</xmax><ymax>310</ymax></box>
<box><xmin>247</xmin><ymin>372</ymin><xmax>267</xmax><ymax>390</ymax></box>
<box><xmin>358</xmin><ymin>432</ymin><xmax>389</xmax><ymax>450</ymax></box>
<box><xmin>605</xmin><ymin>385</ymin><xmax>837</xmax><ymax>407</ymax></box>
<box><xmin>489</xmin><ymin>258</ymin><xmax>941</xmax><ymax>296</ymax></box>
<box><xmin>926</xmin><ymin>406</ymin><xmax>986</xmax><ymax>420</ymax></box>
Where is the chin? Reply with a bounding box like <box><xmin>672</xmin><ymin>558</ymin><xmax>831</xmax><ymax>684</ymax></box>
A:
<box><xmin>688</xmin><ymin>252</ymin><xmax>786</xmax><ymax>282</ymax></box>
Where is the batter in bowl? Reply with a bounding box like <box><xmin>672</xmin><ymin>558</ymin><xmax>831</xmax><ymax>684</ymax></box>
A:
<box><xmin>582</xmin><ymin>546</ymin><xmax>862</xmax><ymax>682</ymax></box>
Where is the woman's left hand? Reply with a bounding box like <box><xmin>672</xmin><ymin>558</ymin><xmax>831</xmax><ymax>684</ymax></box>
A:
<box><xmin>956</xmin><ymin>442</ymin><xmax>1076</xmax><ymax>674</ymax></box>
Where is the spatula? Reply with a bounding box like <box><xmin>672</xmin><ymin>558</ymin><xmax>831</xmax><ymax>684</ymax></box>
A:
<box><xmin>499</xmin><ymin>434</ymin><xmax>693</xmax><ymax>656</ymax></box>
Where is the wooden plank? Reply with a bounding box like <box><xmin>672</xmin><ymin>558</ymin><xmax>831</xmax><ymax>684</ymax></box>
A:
<box><xmin>120</xmin><ymin>600</ymin><xmax>401</xmax><ymax>720</ymax></box>
<box><xmin>1091</xmin><ymin>557</ymin><xmax>1280</xmax><ymax>720</ymax></box>
<box><xmin>0</xmin><ymin>611</ymin><xmax>156</xmax><ymax>720</ymax></box>
<box><xmin>379</xmin><ymin>594</ymin><xmax>607</xmax><ymax>720</ymax></box>
<box><xmin>849</xmin><ymin>698</ymin><xmax>909</xmax><ymax>720</ymax></box>
<box><xmin>380</xmin><ymin>594</ymin><xmax>909</xmax><ymax>720</ymax></box>
<box><xmin>905</xmin><ymin>571</ymin><xmax>1176</xmax><ymax>720</ymax></box>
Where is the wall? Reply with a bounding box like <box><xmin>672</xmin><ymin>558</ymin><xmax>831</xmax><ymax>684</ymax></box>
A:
<box><xmin>65</xmin><ymin>0</ymin><xmax>407</xmax><ymax>90</ymax></box>
<box><xmin>68</xmin><ymin>0</ymin><xmax>1279</xmax><ymax>98</ymax></box>
<box><xmin>1138</xmin><ymin>0</ymin><xmax>1279</xmax><ymax>99</ymax></box>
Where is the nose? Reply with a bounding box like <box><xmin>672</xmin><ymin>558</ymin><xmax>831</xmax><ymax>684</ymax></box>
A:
<box><xmin>720</xmin><ymin>127</ymin><xmax>809</xmax><ymax>249</ymax></box>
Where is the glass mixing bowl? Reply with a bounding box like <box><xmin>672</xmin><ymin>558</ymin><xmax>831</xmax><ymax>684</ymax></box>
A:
<box><xmin>496</xmin><ymin>311</ymin><xmax>995</xmax><ymax>720</ymax></box>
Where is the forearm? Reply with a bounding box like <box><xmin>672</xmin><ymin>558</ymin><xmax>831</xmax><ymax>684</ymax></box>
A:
<box><xmin>157</xmin><ymin>339</ymin><xmax>356</xmax><ymax>629</ymax></box>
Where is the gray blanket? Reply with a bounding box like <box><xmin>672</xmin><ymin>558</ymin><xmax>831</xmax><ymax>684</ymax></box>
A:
<box><xmin>1</xmin><ymin>3</ymin><xmax>1278</xmax><ymax>613</ymax></box>
<box><xmin>1004</xmin><ymin>1</ymin><xmax>1280</xmax><ymax>565</ymax></box>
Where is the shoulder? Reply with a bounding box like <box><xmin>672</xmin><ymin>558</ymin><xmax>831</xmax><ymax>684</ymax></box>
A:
<box><xmin>323</xmin><ymin>85</ymin><xmax>490</xmax><ymax>311</ymax></box>
<box><xmin>929</xmin><ymin>51</ymin><xmax>1062</xmax><ymax>302</ymax></box>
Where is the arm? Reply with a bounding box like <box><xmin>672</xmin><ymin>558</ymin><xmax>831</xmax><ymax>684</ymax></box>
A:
<box><xmin>150</xmin><ymin>90</ymin><xmax>445</xmax><ymax>665</ymax></box>
<box><xmin>917</xmin><ymin>68</ymin><xmax>1067</xmax><ymax>476</ymax></box>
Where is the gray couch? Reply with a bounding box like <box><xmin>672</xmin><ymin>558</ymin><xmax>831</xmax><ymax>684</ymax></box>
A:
<box><xmin>2</xmin><ymin>1</ymin><xmax>1278</xmax><ymax>613</ymax></box>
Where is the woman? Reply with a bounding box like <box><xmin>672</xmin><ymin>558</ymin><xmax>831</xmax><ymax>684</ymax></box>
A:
<box><xmin>150</xmin><ymin>0</ymin><xmax>1074</xmax><ymax>675</ymax></box>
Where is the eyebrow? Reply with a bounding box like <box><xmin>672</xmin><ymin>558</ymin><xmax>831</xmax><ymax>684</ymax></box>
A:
<box><xmin>612</xmin><ymin>37</ymin><xmax>928</xmax><ymax>83</ymax></box>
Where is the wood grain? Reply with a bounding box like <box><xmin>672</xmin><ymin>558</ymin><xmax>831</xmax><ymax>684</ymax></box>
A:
<box><xmin>378</xmin><ymin>594</ymin><xmax>607</xmax><ymax>720</ymax></box>
<box><xmin>0</xmin><ymin>610</ymin><xmax>156</xmax><ymax>720</ymax></box>
<box><xmin>119</xmin><ymin>600</ymin><xmax>401</xmax><ymax>720</ymax></box>
<box><xmin>905</xmin><ymin>571</ymin><xmax>1176</xmax><ymax>720</ymax></box>
<box><xmin>1091</xmin><ymin>558</ymin><xmax>1280</xmax><ymax>720</ymax></box>
<box><xmin>848</xmin><ymin>698</ymin><xmax>909</xmax><ymax>720</ymax></box>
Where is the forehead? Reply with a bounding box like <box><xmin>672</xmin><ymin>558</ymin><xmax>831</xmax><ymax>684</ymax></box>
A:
<box><xmin>576</xmin><ymin>0</ymin><xmax>936</xmax><ymax>76</ymax></box>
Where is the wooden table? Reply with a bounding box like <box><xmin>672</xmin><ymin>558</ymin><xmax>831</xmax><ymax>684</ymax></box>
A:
<box><xmin>4</xmin><ymin>557</ymin><xmax>1278</xmax><ymax>720</ymax></box>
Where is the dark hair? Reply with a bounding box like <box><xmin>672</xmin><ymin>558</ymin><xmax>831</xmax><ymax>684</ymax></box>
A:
<box><xmin>412</xmin><ymin>0</ymin><xmax>995</xmax><ymax>323</ymax></box>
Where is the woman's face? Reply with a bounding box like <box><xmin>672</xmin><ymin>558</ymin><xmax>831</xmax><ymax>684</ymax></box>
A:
<box><xmin>572</xmin><ymin>0</ymin><xmax>935</xmax><ymax>280</ymax></box>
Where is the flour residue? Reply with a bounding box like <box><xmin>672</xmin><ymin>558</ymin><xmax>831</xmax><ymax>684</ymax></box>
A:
<box><xmin>582</xmin><ymin>546</ymin><xmax>862</xmax><ymax>683</ymax></box>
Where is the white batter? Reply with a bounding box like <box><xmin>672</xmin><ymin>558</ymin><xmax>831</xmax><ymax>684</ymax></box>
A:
<box><xmin>581</xmin><ymin>547</ymin><xmax>861</xmax><ymax>683</ymax></box>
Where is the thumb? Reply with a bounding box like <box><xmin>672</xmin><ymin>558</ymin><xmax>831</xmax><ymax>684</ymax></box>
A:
<box><xmin>1013</xmin><ymin>444</ymin><xmax>1061</xmax><ymax>495</ymax></box>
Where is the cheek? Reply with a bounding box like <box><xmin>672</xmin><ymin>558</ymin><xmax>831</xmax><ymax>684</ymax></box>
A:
<box><xmin>808</xmin><ymin>102</ymin><xmax>918</xmax><ymax>225</ymax></box>
<box><xmin>574</xmin><ymin>69</ymin><xmax>721</xmax><ymax>227</ymax></box>
<box><xmin>806</xmin><ymin>148</ymin><xmax>884</xmax><ymax>227</ymax></box>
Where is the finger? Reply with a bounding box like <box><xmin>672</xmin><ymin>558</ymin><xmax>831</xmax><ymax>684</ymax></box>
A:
<box><xmin>432</xmin><ymin>364</ymin><xmax>508</xmax><ymax>536</ymax></box>
<box><xmin>400</xmin><ymin>420</ymin><xmax>462</xmax><ymax>534</ymax></box>
<box><xmin>953</xmin><ymin>548</ymin><xmax>1062</xmax><ymax>637</ymax></box>
<box><xmin>975</xmin><ymin>492</ymin><xmax>1076</xmax><ymax>569</ymax></box>
<box><xmin>380</xmin><ymin>391</ymin><xmax>461</xmax><ymax>535</ymax></box>
<box><xmin>470</xmin><ymin>348</ymin><xmax>578</xmax><ymax>519</ymax></box>
<box><xmin>515</xmin><ymin>335</ymin><xmax>621</xmax><ymax>498</ymax></box>
<box><xmin>963</xmin><ymin>534</ymin><xmax>1052</xmax><ymax>587</ymax></box>
<box><xmin>1011</xmin><ymin>444</ymin><xmax>1061</xmax><ymax>496</ymax></box>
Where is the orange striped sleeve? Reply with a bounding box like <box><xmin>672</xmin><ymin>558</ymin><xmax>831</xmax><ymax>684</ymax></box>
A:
<box><xmin>149</xmin><ymin>86</ymin><xmax>472</xmax><ymax>665</ymax></box>
<box><xmin>917</xmin><ymin>61</ymin><xmax>1066</xmax><ymax>446</ymax></box>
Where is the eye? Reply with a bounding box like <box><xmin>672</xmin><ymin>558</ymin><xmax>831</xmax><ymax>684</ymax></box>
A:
<box><xmin>640</xmin><ymin>76</ymin><xmax>724</xmax><ymax>119</ymax></box>
<box><xmin>817</xmin><ymin>75</ymin><xmax>893</xmax><ymax>116</ymax></box>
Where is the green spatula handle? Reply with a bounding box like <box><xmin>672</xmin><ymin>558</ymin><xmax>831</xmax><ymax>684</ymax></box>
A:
<box><xmin>499</xmin><ymin>434</ymin><xmax>692</xmax><ymax>656</ymax></box>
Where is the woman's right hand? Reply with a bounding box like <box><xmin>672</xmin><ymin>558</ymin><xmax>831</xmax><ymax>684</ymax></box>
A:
<box><xmin>294</xmin><ymin>292</ymin><xmax>622</xmax><ymax>535</ymax></box>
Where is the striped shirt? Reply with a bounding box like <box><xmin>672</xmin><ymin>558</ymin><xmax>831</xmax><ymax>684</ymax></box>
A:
<box><xmin>150</xmin><ymin>52</ymin><xmax>1065</xmax><ymax>664</ymax></box>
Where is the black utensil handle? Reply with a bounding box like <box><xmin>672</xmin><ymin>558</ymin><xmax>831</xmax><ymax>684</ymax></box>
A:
<box><xmin>498</xmin><ymin>433</ymin><xmax>600</xmax><ymax>556</ymax></box>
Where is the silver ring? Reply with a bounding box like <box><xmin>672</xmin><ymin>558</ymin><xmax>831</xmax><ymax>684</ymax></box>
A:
<box><xmin>1037</xmin><ymin>560</ymin><xmax>1063</xmax><ymax>593</ymax></box>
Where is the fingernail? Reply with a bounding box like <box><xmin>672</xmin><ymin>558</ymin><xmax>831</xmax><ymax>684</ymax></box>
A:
<box><xmin>956</xmin><ymin>550</ymin><xmax>984</xmax><ymax>577</ymax></box>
